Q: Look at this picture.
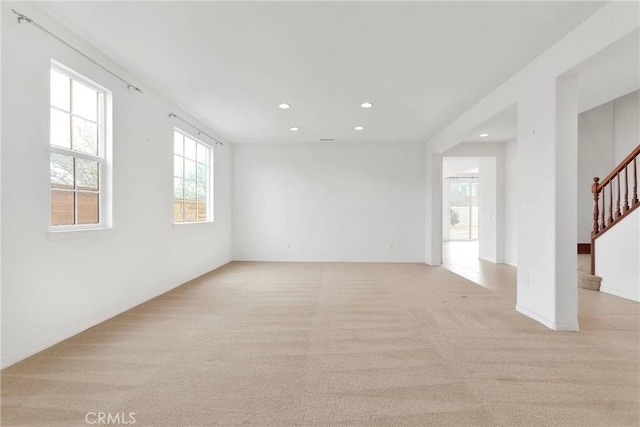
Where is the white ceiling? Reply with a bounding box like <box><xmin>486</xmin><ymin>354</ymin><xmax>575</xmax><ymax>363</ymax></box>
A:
<box><xmin>577</xmin><ymin>29</ymin><xmax>640</xmax><ymax>113</ymax></box>
<box><xmin>39</xmin><ymin>1</ymin><xmax>607</xmax><ymax>145</ymax></box>
<box><xmin>455</xmin><ymin>28</ymin><xmax>639</xmax><ymax>146</ymax></box>
<box><xmin>459</xmin><ymin>105</ymin><xmax>518</xmax><ymax>144</ymax></box>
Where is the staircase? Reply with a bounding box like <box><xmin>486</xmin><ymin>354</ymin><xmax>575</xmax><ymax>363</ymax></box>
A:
<box><xmin>578</xmin><ymin>254</ymin><xmax>601</xmax><ymax>291</ymax></box>
<box><xmin>587</xmin><ymin>144</ymin><xmax>640</xmax><ymax>296</ymax></box>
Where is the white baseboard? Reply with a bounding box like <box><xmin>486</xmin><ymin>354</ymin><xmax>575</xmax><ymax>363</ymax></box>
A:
<box><xmin>515</xmin><ymin>304</ymin><xmax>579</xmax><ymax>331</ymax></box>
<box><xmin>1</xmin><ymin>323</ymin><xmax>92</xmax><ymax>370</ymax></box>
<box><xmin>516</xmin><ymin>304</ymin><xmax>555</xmax><ymax>329</ymax></box>
<box><xmin>1</xmin><ymin>260</ymin><xmax>232</xmax><ymax>370</ymax></box>
<box><xmin>600</xmin><ymin>286</ymin><xmax>640</xmax><ymax>302</ymax></box>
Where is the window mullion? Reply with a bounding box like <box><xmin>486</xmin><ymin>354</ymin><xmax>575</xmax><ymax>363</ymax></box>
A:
<box><xmin>70</xmin><ymin>112</ymin><xmax>98</xmax><ymax>125</ymax></box>
<box><xmin>69</xmin><ymin>75</ymin><xmax>74</xmax><ymax>152</ymax></box>
<box><xmin>71</xmin><ymin>77</ymin><xmax>77</xmax><ymax>226</ymax></box>
<box><xmin>73</xmin><ymin>158</ymin><xmax>78</xmax><ymax>225</ymax></box>
<box><xmin>50</xmin><ymin>105</ymin><xmax>71</xmax><ymax>115</ymax></box>
<box><xmin>209</xmin><ymin>148</ymin><xmax>212</xmax><ymax>222</ymax></box>
<box><xmin>99</xmin><ymin>93</ymin><xmax>105</xmax><ymax>226</ymax></box>
<box><xmin>50</xmin><ymin>146</ymin><xmax>101</xmax><ymax>162</ymax></box>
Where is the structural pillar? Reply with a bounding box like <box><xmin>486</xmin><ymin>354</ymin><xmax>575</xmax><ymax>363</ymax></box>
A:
<box><xmin>426</xmin><ymin>149</ymin><xmax>443</xmax><ymax>265</ymax></box>
<box><xmin>515</xmin><ymin>74</ymin><xmax>579</xmax><ymax>331</ymax></box>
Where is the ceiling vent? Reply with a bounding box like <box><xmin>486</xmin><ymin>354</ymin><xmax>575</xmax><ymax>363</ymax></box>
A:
<box><xmin>320</xmin><ymin>138</ymin><xmax>335</xmax><ymax>142</ymax></box>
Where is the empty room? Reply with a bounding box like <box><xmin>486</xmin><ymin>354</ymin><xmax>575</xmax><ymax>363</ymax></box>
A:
<box><xmin>1</xmin><ymin>1</ymin><xmax>639</xmax><ymax>426</ymax></box>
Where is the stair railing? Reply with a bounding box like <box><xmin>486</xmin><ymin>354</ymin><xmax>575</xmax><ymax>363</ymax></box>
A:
<box><xmin>591</xmin><ymin>144</ymin><xmax>640</xmax><ymax>274</ymax></box>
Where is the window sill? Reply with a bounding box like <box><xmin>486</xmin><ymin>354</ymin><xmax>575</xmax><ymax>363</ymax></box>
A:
<box><xmin>173</xmin><ymin>221</ymin><xmax>215</xmax><ymax>228</ymax></box>
<box><xmin>48</xmin><ymin>227</ymin><xmax>114</xmax><ymax>241</ymax></box>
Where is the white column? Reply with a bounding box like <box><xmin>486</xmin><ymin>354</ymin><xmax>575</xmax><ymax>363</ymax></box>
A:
<box><xmin>426</xmin><ymin>149</ymin><xmax>443</xmax><ymax>265</ymax></box>
<box><xmin>495</xmin><ymin>150</ymin><xmax>506</xmax><ymax>264</ymax></box>
<box><xmin>554</xmin><ymin>75</ymin><xmax>579</xmax><ymax>329</ymax></box>
<box><xmin>515</xmin><ymin>74</ymin><xmax>579</xmax><ymax>331</ymax></box>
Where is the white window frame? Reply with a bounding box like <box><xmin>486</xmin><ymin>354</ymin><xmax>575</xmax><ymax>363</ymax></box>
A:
<box><xmin>49</xmin><ymin>61</ymin><xmax>112</xmax><ymax>232</ymax></box>
<box><xmin>173</xmin><ymin>128</ymin><xmax>214</xmax><ymax>224</ymax></box>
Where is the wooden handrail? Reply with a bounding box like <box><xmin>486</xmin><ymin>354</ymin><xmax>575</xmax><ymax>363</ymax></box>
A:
<box><xmin>595</xmin><ymin>145</ymin><xmax>640</xmax><ymax>192</ymax></box>
<box><xmin>591</xmin><ymin>144</ymin><xmax>640</xmax><ymax>274</ymax></box>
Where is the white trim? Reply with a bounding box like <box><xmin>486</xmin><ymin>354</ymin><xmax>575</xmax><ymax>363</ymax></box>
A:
<box><xmin>172</xmin><ymin>221</ymin><xmax>215</xmax><ymax>228</ymax></box>
<box><xmin>49</xmin><ymin>61</ymin><xmax>112</xmax><ymax>231</ymax></box>
<box><xmin>515</xmin><ymin>304</ymin><xmax>580</xmax><ymax>331</ymax></box>
<box><xmin>173</xmin><ymin>127</ymin><xmax>214</xmax><ymax>224</ymax></box>
<box><xmin>600</xmin><ymin>286</ymin><xmax>640</xmax><ymax>302</ymax></box>
<box><xmin>50</xmin><ymin>146</ymin><xmax>101</xmax><ymax>162</ymax></box>
<box><xmin>516</xmin><ymin>304</ymin><xmax>555</xmax><ymax>329</ymax></box>
<box><xmin>51</xmin><ymin>59</ymin><xmax>111</xmax><ymax>93</ymax></box>
<box><xmin>554</xmin><ymin>322</ymin><xmax>580</xmax><ymax>332</ymax></box>
<box><xmin>1</xmin><ymin>259</ymin><xmax>232</xmax><ymax>369</ymax></box>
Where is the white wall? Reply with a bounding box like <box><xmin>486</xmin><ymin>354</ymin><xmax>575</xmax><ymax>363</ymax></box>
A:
<box><xmin>595</xmin><ymin>208</ymin><xmax>640</xmax><ymax>302</ymax></box>
<box><xmin>478</xmin><ymin>157</ymin><xmax>498</xmax><ymax>262</ymax></box>
<box><xmin>1</xmin><ymin>3</ymin><xmax>232</xmax><ymax>368</ymax></box>
<box><xmin>0</xmin><ymin>4</ymin><xmax>4</xmax><ymax>366</ymax></box>
<box><xmin>577</xmin><ymin>102</ymin><xmax>615</xmax><ymax>243</ymax></box>
<box><xmin>613</xmin><ymin>91</ymin><xmax>640</xmax><ymax>163</ymax></box>
<box><xmin>503</xmin><ymin>138</ymin><xmax>518</xmax><ymax>266</ymax></box>
<box><xmin>425</xmin><ymin>149</ymin><xmax>443</xmax><ymax>265</ymax></box>
<box><xmin>232</xmin><ymin>143</ymin><xmax>425</xmax><ymax>262</ymax></box>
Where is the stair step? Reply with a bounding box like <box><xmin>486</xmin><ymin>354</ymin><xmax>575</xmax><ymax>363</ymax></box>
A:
<box><xmin>578</xmin><ymin>271</ymin><xmax>602</xmax><ymax>291</ymax></box>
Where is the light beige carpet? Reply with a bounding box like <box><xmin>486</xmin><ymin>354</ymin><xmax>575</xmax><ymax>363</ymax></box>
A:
<box><xmin>2</xmin><ymin>262</ymin><xmax>638</xmax><ymax>426</ymax></box>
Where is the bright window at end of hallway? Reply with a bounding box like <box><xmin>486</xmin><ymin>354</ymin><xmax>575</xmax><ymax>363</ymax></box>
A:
<box><xmin>173</xmin><ymin>129</ymin><xmax>213</xmax><ymax>223</ymax></box>
<box><xmin>49</xmin><ymin>62</ymin><xmax>111</xmax><ymax>229</ymax></box>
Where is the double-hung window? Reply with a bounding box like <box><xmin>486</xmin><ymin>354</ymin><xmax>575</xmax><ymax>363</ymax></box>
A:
<box><xmin>49</xmin><ymin>63</ymin><xmax>110</xmax><ymax>229</ymax></box>
<box><xmin>173</xmin><ymin>129</ymin><xmax>213</xmax><ymax>223</ymax></box>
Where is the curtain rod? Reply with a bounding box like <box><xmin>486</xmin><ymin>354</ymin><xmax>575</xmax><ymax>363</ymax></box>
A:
<box><xmin>169</xmin><ymin>113</ymin><xmax>224</xmax><ymax>146</ymax></box>
<box><xmin>11</xmin><ymin>9</ymin><xmax>143</xmax><ymax>94</ymax></box>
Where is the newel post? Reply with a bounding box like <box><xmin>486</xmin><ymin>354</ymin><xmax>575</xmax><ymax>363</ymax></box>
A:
<box><xmin>592</xmin><ymin>177</ymin><xmax>600</xmax><ymax>235</ymax></box>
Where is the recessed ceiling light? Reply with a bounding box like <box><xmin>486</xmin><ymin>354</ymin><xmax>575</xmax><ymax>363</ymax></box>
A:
<box><xmin>354</xmin><ymin>126</ymin><xmax>364</xmax><ymax>131</ymax></box>
<box><xmin>360</xmin><ymin>102</ymin><xmax>373</xmax><ymax>109</ymax></box>
<box><xmin>278</xmin><ymin>103</ymin><xmax>290</xmax><ymax>109</ymax></box>
<box><xmin>290</xmin><ymin>127</ymin><xmax>300</xmax><ymax>131</ymax></box>
<box><xmin>480</xmin><ymin>133</ymin><xmax>489</xmax><ymax>138</ymax></box>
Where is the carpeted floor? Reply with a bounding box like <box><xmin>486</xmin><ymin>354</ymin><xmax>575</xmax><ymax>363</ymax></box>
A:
<box><xmin>2</xmin><ymin>261</ymin><xmax>638</xmax><ymax>426</ymax></box>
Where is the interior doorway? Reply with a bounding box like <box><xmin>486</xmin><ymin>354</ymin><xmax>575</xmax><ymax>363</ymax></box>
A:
<box><xmin>441</xmin><ymin>155</ymin><xmax>507</xmax><ymax>290</ymax></box>
<box><xmin>446</xmin><ymin>178</ymin><xmax>479</xmax><ymax>241</ymax></box>
<box><xmin>441</xmin><ymin>157</ymin><xmax>482</xmax><ymax>272</ymax></box>
<box><xmin>442</xmin><ymin>157</ymin><xmax>480</xmax><ymax>244</ymax></box>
